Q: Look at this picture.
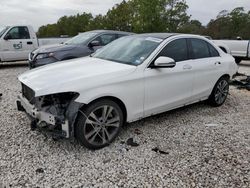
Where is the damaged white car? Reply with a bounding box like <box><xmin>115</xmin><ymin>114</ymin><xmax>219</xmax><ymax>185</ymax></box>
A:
<box><xmin>17</xmin><ymin>33</ymin><xmax>238</xmax><ymax>149</ymax></box>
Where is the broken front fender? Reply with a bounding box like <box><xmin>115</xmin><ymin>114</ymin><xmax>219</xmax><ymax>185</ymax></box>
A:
<box><xmin>17</xmin><ymin>92</ymin><xmax>83</xmax><ymax>138</ymax></box>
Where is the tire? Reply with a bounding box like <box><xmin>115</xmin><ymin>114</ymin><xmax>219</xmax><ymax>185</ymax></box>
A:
<box><xmin>235</xmin><ymin>58</ymin><xmax>242</xmax><ymax>64</ymax></box>
<box><xmin>208</xmin><ymin>77</ymin><xmax>229</xmax><ymax>107</ymax></box>
<box><xmin>219</xmin><ymin>47</ymin><xmax>227</xmax><ymax>53</ymax></box>
<box><xmin>75</xmin><ymin>99</ymin><xmax>124</xmax><ymax>150</ymax></box>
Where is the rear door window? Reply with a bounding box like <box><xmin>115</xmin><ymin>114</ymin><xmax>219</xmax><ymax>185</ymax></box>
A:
<box><xmin>207</xmin><ymin>42</ymin><xmax>220</xmax><ymax>57</ymax></box>
<box><xmin>158</xmin><ymin>38</ymin><xmax>188</xmax><ymax>62</ymax></box>
<box><xmin>190</xmin><ymin>38</ymin><xmax>210</xmax><ymax>59</ymax></box>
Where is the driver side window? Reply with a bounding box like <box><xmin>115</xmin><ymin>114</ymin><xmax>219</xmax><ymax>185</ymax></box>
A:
<box><xmin>94</xmin><ymin>34</ymin><xmax>116</xmax><ymax>46</ymax></box>
<box><xmin>6</xmin><ymin>26</ymin><xmax>30</xmax><ymax>40</ymax></box>
<box><xmin>158</xmin><ymin>38</ymin><xmax>188</xmax><ymax>62</ymax></box>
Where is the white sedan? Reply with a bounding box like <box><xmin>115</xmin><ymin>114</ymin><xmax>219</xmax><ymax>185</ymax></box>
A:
<box><xmin>17</xmin><ymin>33</ymin><xmax>238</xmax><ymax>149</ymax></box>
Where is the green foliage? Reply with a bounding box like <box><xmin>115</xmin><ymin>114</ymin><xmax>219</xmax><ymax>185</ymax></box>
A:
<box><xmin>131</xmin><ymin>0</ymin><xmax>167</xmax><ymax>33</ymax></box>
<box><xmin>206</xmin><ymin>7</ymin><xmax>250</xmax><ymax>39</ymax></box>
<box><xmin>37</xmin><ymin>1</ymin><xmax>250</xmax><ymax>40</ymax></box>
<box><xmin>165</xmin><ymin>0</ymin><xmax>190</xmax><ymax>32</ymax></box>
<box><xmin>104</xmin><ymin>0</ymin><xmax>134</xmax><ymax>31</ymax></box>
<box><xmin>178</xmin><ymin>20</ymin><xmax>205</xmax><ymax>34</ymax></box>
<box><xmin>37</xmin><ymin>0</ymin><xmax>190</xmax><ymax>37</ymax></box>
<box><xmin>38</xmin><ymin>13</ymin><xmax>93</xmax><ymax>37</ymax></box>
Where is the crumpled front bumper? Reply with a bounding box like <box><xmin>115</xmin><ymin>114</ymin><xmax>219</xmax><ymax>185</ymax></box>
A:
<box><xmin>28</xmin><ymin>58</ymin><xmax>58</xmax><ymax>69</ymax></box>
<box><xmin>17</xmin><ymin>95</ymin><xmax>70</xmax><ymax>138</ymax></box>
<box><xmin>28</xmin><ymin>53</ymin><xmax>58</xmax><ymax>69</ymax></box>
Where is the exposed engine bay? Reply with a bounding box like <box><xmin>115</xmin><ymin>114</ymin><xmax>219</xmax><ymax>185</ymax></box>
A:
<box><xmin>17</xmin><ymin>84</ymin><xmax>82</xmax><ymax>138</ymax></box>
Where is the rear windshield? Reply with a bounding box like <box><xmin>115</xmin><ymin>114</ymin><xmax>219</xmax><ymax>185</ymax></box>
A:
<box><xmin>64</xmin><ymin>32</ymin><xmax>97</xmax><ymax>45</ymax></box>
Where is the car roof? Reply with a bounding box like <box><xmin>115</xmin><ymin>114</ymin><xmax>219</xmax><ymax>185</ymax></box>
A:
<box><xmin>135</xmin><ymin>33</ymin><xmax>179</xmax><ymax>39</ymax></box>
<box><xmin>86</xmin><ymin>30</ymin><xmax>134</xmax><ymax>35</ymax></box>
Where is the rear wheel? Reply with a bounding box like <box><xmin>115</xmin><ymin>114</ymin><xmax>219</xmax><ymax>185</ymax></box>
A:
<box><xmin>208</xmin><ymin>77</ymin><xmax>229</xmax><ymax>107</ymax></box>
<box><xmin>235</xmin><ymin>57</ymin><xmax>242</xmax><ymax>64</ymax></box>
<box><xmin>219</xmin><ymin>47</ymin><xmax>227</xmax><ymax>53</ymax></box>
<box><xmin>75</xmin><ymin>99</ymin><xmax>124</xmax><ymax>150</ymax></box>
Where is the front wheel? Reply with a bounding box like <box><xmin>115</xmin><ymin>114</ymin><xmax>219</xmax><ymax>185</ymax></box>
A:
<box><xmin>75</xmin><ymin>99</ymin><xmax>124</xmax><ymax>150</ymax></box>
<box><xmin>208</xmin><ymin>77</ymin><xmax>229</xmax><ymax>107</ymax></box>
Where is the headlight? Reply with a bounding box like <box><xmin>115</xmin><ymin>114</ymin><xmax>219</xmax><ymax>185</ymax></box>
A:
<box><xmin>36</xmin><ymin>53</ymin><xmax>54</xmax><ymax>60</ymax></box>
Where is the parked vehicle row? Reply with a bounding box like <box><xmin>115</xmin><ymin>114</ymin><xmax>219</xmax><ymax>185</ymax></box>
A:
<box><xmin>1</xmin><ymin>25</ymin><xmax>248</xmax><ymax>66</ymax></box>
<box><xmin>17</xmin><ymin>33</ymin><xmax>238</xmax><ymax>149</ymax></box>
<box><xmin>0</xmin><ymin>25</ymin><xmax>69</xmax><ymax>62</ymax></box>
<box><xmin>28</xmin><ymin>30</ymin><xmax>132</xmax><ymax>68</ymax></box>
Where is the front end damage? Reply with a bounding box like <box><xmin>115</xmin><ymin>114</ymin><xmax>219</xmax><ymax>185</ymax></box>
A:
<box><xmin>17</xmin><ymin>84</ymin><xmax>82</xmax><ymax>138</ymax></box>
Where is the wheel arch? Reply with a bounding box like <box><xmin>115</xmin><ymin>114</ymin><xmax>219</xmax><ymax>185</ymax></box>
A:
<box><xmin>209</xmin><ymin>74</ymin><xmax>230</xmax><ymax>97</ymax></box>
<box><xmin>213</xmin><ymin>41</ymin><xmax>231</xmax><ymax>54</ymax></box>
<box><xmin>208</xmin><ymin>74</ymin><xmax>230</xmax><ymax>107</ymax></box>
<box><xmin>220</xmin><ymin>74</ymin><xmax>230</xmax><ymax>81</ymax></box>
<box><xmin>219</xmin><ymin>46</ymin><xmax>228</xmax><ymax>53</ymax></box>
<box><xmin>80</xmin><ymin>96</ymin><xmax>128</xmax><ymax>124</ymax></box>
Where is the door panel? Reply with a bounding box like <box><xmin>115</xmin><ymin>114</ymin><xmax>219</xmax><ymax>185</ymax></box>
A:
<box><xmin>189</xmin><ymin>38</ymin><xmax>224</xmax><ymax>100</ymax></box>
<box><xmin>190</xmin><ymin>58</ymin><xmax>222</xmax><ymax>100</ymax></box>
<box><xmin>144</xmin><ymin>60</ymin><xmax>194</xmax><ymax>116</ymax></box>
<box><xmin>2</xmin><ymin>26</ymin><xmax>34</xmax><ymax>61</ymax></box>
<box><xmin>144</xmin><ymin>38</ymin><xmax>195</xmax><ymax>116</ymax></box>
<box><xmin>2</xmin><ymin>40</ymin><xmax>31</xmax><ymax>61</ymax></box>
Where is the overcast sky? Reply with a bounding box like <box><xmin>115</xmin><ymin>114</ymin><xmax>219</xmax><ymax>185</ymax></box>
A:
<box><xmin>0</xmin><ymin>0</ymin><xmax>250</xmax><ymax>31</ymax></box>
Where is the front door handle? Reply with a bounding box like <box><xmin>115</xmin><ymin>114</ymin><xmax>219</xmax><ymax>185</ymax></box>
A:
<box><xmin>183</xmin><ymin>64</ymin><xmax>192</xmax><ymax>70</ymax></box>
<box><xmin>27</xmin><ymin>41</ymin><xmax>33</xmax><ymax>45</ymax></box>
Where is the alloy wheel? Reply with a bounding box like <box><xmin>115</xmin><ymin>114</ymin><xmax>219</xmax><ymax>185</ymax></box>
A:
<box><xmin>82</xmin><ymin>105</ymin><xmax>121</xmax><ymax>146</ymax></box>
<box><xmin>214</xmin><ymin>79</ymin><xmax>229</xmax><ymax>105</ymax></box>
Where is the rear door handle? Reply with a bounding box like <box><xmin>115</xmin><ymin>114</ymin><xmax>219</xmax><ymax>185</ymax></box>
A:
<box><xmin>27</xmin><ymin>41</ymin><xmax>33</xmax><ymax>45</ymax></box>
<box><xmin>183</xmin><ymin>64</ymin><xmax>192</xmax><ymax>70</ymax></box>
<box><xmin>215</xmin><ymin>61</ymin><xmax>221</xmax><ymax>65</ymax></box>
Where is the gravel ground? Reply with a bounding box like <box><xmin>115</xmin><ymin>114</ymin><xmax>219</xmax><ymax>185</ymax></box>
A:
<box><xmin>0</xmin><ymin>61</ymin><xmax>250</xmax><ymax>187</ymax></box>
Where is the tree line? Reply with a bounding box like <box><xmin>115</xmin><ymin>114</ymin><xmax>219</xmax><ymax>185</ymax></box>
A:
<box><xmin>37</xmin><ymin>0</ymin><xmax>250</xmax><ymax>40</ymax></box>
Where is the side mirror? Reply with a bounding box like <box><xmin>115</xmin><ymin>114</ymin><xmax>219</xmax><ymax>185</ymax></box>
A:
<box><xmin>89</xmin><ymin>40</ymin><xmax>100</xmax><ymax>47</ymax></box>
<box><xmin>153</xmin><ymin>56</ymin><xmax>176</xmax><ymax>68</ymax></box>
<box><xmin>4</xmin><ymin>33</ymin><xmax>11</xmax><ymax>40</ymax></box>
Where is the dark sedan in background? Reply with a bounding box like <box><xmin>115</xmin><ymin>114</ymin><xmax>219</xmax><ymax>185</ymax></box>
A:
<box><xmin>29</xmin><ymin>30</ymin><xmax>133</xmax><ymax>68</ymax></box>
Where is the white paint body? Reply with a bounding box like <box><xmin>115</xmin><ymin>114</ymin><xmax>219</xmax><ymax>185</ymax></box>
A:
<box><xmin>213</xmin><ymin>40</ymin><xmax>250</xmax><ymax>59</ymax></box>
<box><xmin>18</xmin><ymin>35</ymin><xmax>238</xmax><ymax>123</ymax></box>
<box><xmin>0</xmin><ymin>25</ymin><xmax>69</xmax><ymax>62</ymax></box>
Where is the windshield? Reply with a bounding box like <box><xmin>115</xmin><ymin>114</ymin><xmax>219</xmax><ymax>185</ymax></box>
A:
<box><xmin>65</xmin><ymin>32</ymin><xmax>97</xmax><ymax>45</ymax></box>
<box><xmin>93</xmin><ymin>36</ymin><xmax>163</xmax><ymax>66</ymax></box>
<box><xmin>0</xmin><ymin>26</ymin><xmax>10</xmax><ymax>38</ymax></box>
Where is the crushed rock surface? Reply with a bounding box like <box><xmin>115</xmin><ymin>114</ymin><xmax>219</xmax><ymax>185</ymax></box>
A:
<box><xmin>0</xmin><ymin>61</ymin><xmax>249</xmax><ymax>187</ymax></box>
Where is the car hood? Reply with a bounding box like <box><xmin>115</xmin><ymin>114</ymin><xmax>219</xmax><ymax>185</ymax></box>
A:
<box><xmin>18</xmin><ymin>57</ymin><xmax>136</xmax><ymax>97</ymax></box>
<box><xmin>34</xmin><ymin>43</ymin><xmax>77</xmax><ymax>53</ymax></box>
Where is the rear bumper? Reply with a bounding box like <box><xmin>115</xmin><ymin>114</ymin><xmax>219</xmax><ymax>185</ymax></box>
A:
<box><xmin>17</xmin><ymin>95</ymin><xmax>70</xmax><ymax>138</ymax></box>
